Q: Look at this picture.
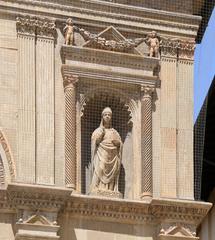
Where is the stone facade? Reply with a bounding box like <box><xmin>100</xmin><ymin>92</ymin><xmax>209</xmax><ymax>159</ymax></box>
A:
<box><xmin>0</xmin><ymin>0</ymin><xmax>212</xmax><ymax>239</ymax></box>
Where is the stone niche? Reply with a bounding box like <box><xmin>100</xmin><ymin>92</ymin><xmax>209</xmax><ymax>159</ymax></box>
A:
<box><xmin>61</xmin><ymin>25</ymin><xmax>159</xmax><ymax>200</ymax></box>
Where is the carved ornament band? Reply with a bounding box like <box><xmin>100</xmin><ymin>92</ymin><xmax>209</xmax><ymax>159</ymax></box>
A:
<box><xmin>16</xmin><ymin>16</ymin><xmax>56</xmax><ymax>38</ymax></box>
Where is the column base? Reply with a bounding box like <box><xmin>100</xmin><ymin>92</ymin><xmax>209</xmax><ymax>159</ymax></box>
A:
<box><xmin>66</xmin><ymin>183</ymin><xmax>75</xmax><ymax>189</ymax></box>
<box><xmin>141</xmin><ymin>192</ymin><xmax>152</xmax><ymax>201</ymax></box>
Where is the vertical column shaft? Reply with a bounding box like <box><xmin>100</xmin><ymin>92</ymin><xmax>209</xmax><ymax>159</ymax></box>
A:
<box><xmin>35</xmin><ymin>20</ymin><xmax>55</xmax><ymax>185</ymax></box>
<box><xmin>16</xmin><ymin>17</ymin><xmax>36</xmax><ymax>183</ymax></box>
<box><xmin>63</xmin><ymin>75</ymin><xmax>78</xmax><ymax>189</ymax></box>
<box><xmin>141</xmin><ymin>86</ymin><xmax>154</xmax><ymax>199</ymax></box>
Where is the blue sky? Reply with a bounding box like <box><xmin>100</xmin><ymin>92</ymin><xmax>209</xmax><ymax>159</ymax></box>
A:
<box><xmin>194</xmin><ymin>7</ymin><xmax>215</xmax><ymax>121</ymax></box>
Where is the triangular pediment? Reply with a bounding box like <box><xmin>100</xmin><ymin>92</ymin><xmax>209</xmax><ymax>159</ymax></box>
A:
<box><xmin>83</xmin><ymin>26</ymin><xmax>141</xmax><ymax>55</ymax></box>
<box><xmin>25</xmin><ymin>214</ymin><xmax>51</xmax><ymax>225</ymax></box>
<box><xmin>166</xmin><ymin>226</ymin><xmax>193</xmax><ymax>237</ymax></box>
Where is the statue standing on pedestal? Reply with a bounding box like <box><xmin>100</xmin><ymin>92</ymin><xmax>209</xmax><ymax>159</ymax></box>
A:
<box><xmin>64</xmin><ymin>18</ymin><xmax>78</xmax><ymax>45</ymax></box>
<box><xmin>90</xmin><ymin>107</ymin><xmax>122</xmax><ymax>196</ymax></box>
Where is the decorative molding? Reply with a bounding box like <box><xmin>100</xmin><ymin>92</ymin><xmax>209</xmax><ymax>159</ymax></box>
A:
<box><xmin>16</xmin><ymin>15</ymin><xmax>56</xmax><ymax>38</ymax></box>
<box><xmin>159</xmin><ymin>224</ymin><xmax>197</xmax><ymax>237</ymax></box>
<box><xmin>80</xmin><ymin>25</ymin><xmax>143</xmax><ymax>54</ymax></box>
<box><xmin>0</xmin><ymin>129</ymin><xmax>16</xmax><ymax>182</ymax></box>
<box><xmin>7</xmin><ymin>184</ymin><xmax>72</xmax><ymax>211</ymax></box>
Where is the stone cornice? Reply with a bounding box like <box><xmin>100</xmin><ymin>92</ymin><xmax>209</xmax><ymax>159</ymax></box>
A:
<box><xmin>0</xmin><ymin>184</ymin><xmax>212</xmax><ymax>227</ymax></box>
<box><xmin>0</xmin><ymin>0</ymin><xmax>200</xmax><ymax>38</ymax></box>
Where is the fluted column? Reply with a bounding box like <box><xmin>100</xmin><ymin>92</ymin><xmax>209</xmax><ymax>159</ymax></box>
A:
<box><xmin>16</xmin><ymin>16</ymin><xmax>36</xmax><ymax>183</ymax></box>
<box><xmin>35</xmin><ymin>18</ymin><xmax>56</xmax><ymax>185</ymax></box>
<box><xmin>141</xmin><ymin>85</ymin><xmax>154</xmax><ymax>199</ymax></box>
<box><xmin>63</xmin><ymin>74</ymin><xmax>79</xmax><ymax>189</ymax></box>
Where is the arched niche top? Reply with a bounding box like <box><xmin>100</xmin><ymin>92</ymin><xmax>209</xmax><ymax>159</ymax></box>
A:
<box><xmin>0</xmin><ymin>129</ymin><xmax>16</xmax><ymax>185</ymax></box>
<box><xmin>79</xmin><ymin>86</ymin><xmax>138</xmax><ymax>124</ymax></box>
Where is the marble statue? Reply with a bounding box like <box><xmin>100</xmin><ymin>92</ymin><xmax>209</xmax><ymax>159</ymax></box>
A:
<box><xmin>64</xmin><ymin>18</ymin><xmax>78</xmax><ymax>45</ymax></box>
<box><xmin>90</xmin><ymin>107</ymin><xmax>122</xmax><ymax>195</ymax></box>
<box><xmin>145</xmin><ymin>31</ymin><xmax>160</xmax><ymax>57</ymax></box>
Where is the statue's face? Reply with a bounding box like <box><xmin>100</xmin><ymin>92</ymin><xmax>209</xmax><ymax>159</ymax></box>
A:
<box><xmin>102</xmin><ymin>112</ymin><xmax>112</xmax><ymax>125</ymax></box>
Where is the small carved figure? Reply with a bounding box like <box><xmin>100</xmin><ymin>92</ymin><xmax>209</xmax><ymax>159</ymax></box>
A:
<box><xmin>90</xmin><ymin>107</ymin><xmax>122</xmax><ymax>194</ymax></box>
<box><xmin>146</xmin><ymin>31</ymin><xmax>160</xmax><ymax>57</ymax></box>
<box><xmin>64</xmin><ymin>18</ymin><xmax>78</xmax><ymax>45</ymax></box>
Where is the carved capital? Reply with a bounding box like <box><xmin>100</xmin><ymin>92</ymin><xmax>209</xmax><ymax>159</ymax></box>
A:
<box><xmin>141</xmin><ymin>85</ymin><xmax>155</xmax><ymax>98</ymax></box>
<box><xmin>16</xmin><ymin>16</ymin><xmax>37</xmax><ymax>35</ymax></box>
<box><xmin>160</xmin><ymin>38</ymin><xmax>178</xmax><ymax>57</ymax></box>
<box><xmin>160</xmin><ymin>38</ymin><xmax>195</xmax><ymax>60</ymax></box>
<box><xmin>178</xmin><ymin>40</ymin><xmax>195</xmax><ymax>60</ymax></box>
<box><xmin>63</xmin><ymin>74</ymin><xmax>79</xmax><ymax>89</ymax></box>
<box><xmin>36</xmin><ymin>18</ymin><xmax>56</xmax><ymax>38</ymax></box>
<box><xmin>16</xmin><ymin>16</ymin><xmax>56</xmax><ymax>38</ymax></box>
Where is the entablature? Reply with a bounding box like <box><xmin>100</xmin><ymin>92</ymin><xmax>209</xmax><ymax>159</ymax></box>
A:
<box><xmin>61</xmin><ymin>45</ymin><xmax>159</xmax><ymax>87</ymax></box>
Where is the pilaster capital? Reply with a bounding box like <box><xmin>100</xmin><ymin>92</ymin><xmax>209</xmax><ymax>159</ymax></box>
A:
<box><xmin>160</xmin><ymin>38</ymin><xmax>178</xmax><ymax>57</ymax></box>
<box><xmin>178</xmin><ymin>39</ymin><xmax>195</xmax><ymax>60</ymax></box>
<box><xmin>36</xmin><ymin>18</ymin><xmax>56</xmax><ymax>38</ymax></box>
<box><xmin>160</xmin><ymin>37</ymin><xmax>195</xmax><ymax>60</ymax></box>
<box><xmin>16</xmin><ymin>15</ymin><xmax>56</xmax><ymax>38</ymax></box>
<box><xmin>141</xmin><ymin>85</ymin><xmax>155</xmax><ymax>98</ymax></box>
<box><xmin>16</xmin><ymin>16</ymin><xmax>37</xmax><ymax>35</ymax></box>
<box><xmin>63</xmin><ymin>74</ymin><xmax>79</xmax><ymax>89</ymax></box>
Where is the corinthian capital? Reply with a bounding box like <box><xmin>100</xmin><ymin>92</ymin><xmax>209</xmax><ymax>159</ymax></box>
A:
<box><xmin>16</xmin><ymin>16</ymin><xmax>37</xmax><ymax>35</ymax></box>
<box><xmin>36</xmin><ymin>18</ymin><xmax>56</xmax><ymax>38</ymax></box>
<box><xmin>141</xmin><ymin>85</ymin><xmax>155</xmax><ymax>97</ymax></box>
<box><xmin>16</xmin><ymin>15</ymin><xmax>56</xmax><ymax>38</ymax></box>
<box><xmin>63</xmin><ymin>74</ymin><xmax>79</xmax><ymax>89</ymax></box>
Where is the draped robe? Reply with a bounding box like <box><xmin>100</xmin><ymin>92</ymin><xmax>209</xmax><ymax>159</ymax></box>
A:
<box><xmin>90</xmin><ymin>126</ymin><xmax>122</xmax><ymax>192</ymax></box>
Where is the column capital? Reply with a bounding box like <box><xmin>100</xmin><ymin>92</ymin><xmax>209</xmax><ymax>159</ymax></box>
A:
<box><xmin>16</xmin><ymin>16</ymin><xmax>37</xmax><ymax>35</ymax></box>
<box><xmin>36</xmin><ymin>18</ymin><xmax>56</xmax><ymax>39</ymax></box>
<box><xmin>63</xmin><ymin>74</ymin><xmax>79</xmax><ymax>89</ymax></box>
<box><xmin>178</xmin><ymin>39</ymin><xmax>195</xmax><ymax>60</ymax></box>
<box><xmin>16</xmin><ymin>15</ymin><xmax>56</xmax><ymax>38</ymax></box>
<box><xmin>160</xmin><ymin>38</ymin><xmax>178</xmax><ymax>58</ymax></box>
<box><xmin>141</xmin><ymin>85</ymin><xmax>155</xmax><ymax>97</ymax></box>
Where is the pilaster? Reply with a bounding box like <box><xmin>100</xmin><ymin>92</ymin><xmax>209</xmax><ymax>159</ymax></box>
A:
<box><xmin>177</xmin><ymin>40</ymin><xmax>195</xmax><ymax>199</ymax></box>
<box><xmin>160</xmin><ymin>39</ymin><xmax>178</xmax><ymax>198</ymax></box>
<box><xmin>35</xmin><ymin>18</ymin><xmax>56</xmax><ymax>185</ymax></box>
<box><xmin>62</xmin><ymin>74</ymin><xmax>79</xmax><ymax>189</ymax></box>
<box><xmin>16</xmin><ymin>16</ymin><xmax>36</xmax><ymax>183</ymax></box>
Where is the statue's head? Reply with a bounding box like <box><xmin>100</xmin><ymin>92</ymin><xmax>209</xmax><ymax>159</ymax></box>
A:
<box><xmin>151</xmin><ymin>31</ymin><xmax>157</xmax><ymax>38</ymax></box>
<box><xmin>101</xmin><ymin>107</ymin><xmax>112</xmax><ymax>126</ymax></box>
<box><xmin>66</xmin><ymin>18</ymin><xmax>73</xmax><ymax>26</ymax></box>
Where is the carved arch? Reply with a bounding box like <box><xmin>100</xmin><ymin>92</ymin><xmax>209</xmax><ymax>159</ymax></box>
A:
<box><xmin>79</xmin><ymin>86</ymin><xmax>138</xmax><ymax>123</ymax></box>
<box><xmin>0</xmin><ymin>129</ymin><xmax>16</xmax><ymax>184</ymax></box>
